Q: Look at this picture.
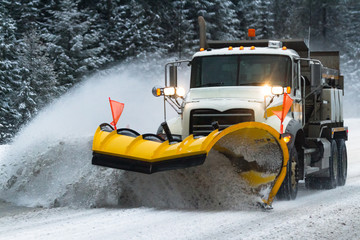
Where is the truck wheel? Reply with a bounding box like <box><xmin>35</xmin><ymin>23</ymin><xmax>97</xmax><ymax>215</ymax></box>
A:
<box><xmin>305</xmin><ymin>140</ymin><xmax>340</xmax><ymax>189</ymax></box>
<box><xmin>277</xmin><ymin>147</ymin><xmax>299</xmax><ymax>200</ymax></box>
<box><xmin>323</xmin><ymin>140</ymin><xmax>338</xmax><ymax>189</ymax></box>
<box><xmin>336</xmin><ymin>139</ymin><xmax>347</xmax><ymax>186</ymax></box>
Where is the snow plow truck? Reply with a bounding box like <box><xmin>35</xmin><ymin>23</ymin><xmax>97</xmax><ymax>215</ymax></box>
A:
<box><xmin>92</xmin><ymin>16</ymin><xmax>348</xmax><ymax>207</ymax></box>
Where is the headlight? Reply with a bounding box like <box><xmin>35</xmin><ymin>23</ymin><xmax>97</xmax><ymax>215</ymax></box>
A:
<box><xmin>263</xmin><ymin>85</ymin><xmax>272</xmax><ymax>96</ymax></box>
<box><xmin>164</xmin><ymin>87</ymin><xmax>175</xmax><ymax>96</ymax></box>
<box><xmin>271</xmin><ymin>86</ymin><xmax>284</xmax><ymax>95</ymax></box>
<box><xmin>152</xmin><ymin>86</ymin><xmax>185</xmax><ymax>98</ymax></box>
<box><xmin>263</xmin><ymin>85</ymin><xmax>289</xmax><ymax>96</ymax></box>
<box><xmin>176</xmin><ymin>87</ymin><xmax>186</xmax><ymax>97</ymax></box>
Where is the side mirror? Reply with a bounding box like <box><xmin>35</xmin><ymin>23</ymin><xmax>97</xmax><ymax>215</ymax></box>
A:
<box><xmin>169</xmin><ymin>65</ymin><xmax>177</xmax><ymax>87</ymax></box>
<box><xmin>310</xmin><ymin>63</ymin><xmax>322</xmax><ymax>91</ymax></box>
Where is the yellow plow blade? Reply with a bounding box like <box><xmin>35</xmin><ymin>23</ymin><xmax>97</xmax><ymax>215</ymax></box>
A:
<box><xmin>92</xmin><ymin>122</ymin><xmax>289</xmax><ymax>205</ymax></box>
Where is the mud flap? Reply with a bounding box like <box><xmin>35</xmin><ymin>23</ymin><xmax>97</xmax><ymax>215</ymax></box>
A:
<box><xmin>92</xmin><ymin>122</ymin><xmax>289</xmax><ymax>206</ymax></box>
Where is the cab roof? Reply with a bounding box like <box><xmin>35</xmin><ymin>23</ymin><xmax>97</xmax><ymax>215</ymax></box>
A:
<box><xmin>193</xmin><ymin>46</ymin><xmax>300</xmax><ymax>59</ymax></box>
<box><xmin>207</xmin><ymin>39</ymin><xmax>308</xmax><ymax>51</ymax></box>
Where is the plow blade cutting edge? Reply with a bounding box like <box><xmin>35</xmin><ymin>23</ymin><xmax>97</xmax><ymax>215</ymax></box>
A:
<box><xmin>92</xmin><ymin>122</ymin><xmax>289</xmax><ymax>205</ymax></box>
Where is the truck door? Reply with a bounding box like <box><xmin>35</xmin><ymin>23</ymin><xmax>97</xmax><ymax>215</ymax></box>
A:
<box><xmin>292</xmin><ymin>60</ymin><xmax>303</xmax><ymax>124</ymax></box>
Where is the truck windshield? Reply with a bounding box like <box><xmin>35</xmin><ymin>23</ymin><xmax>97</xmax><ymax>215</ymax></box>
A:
<box><xmin>190</xmin><ymin>55</ymin><xmax>291</xmax><ymax>88</ymax></box>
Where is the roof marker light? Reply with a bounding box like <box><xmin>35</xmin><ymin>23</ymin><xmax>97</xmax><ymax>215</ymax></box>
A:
<box><xmin>250</xmin><ymin>46</ymin><xmax>255</xmax><ymax>50</ymax></box>
<box><xmin>282</xmin><ymin>46</ymin><xmax>287</xmax><ymax>50</ymax></box>
<box><xmin>239</xmin><ymin>46</ymin><xmax>244</xmax><ymax>50</ymax></box>
<box><xmin>228</xmin><ymin>46</ymin><xmax>233</xmax><ymax>50</ymax></box>
<box><xmin>200</xmin><ymin>48</ymin><xmax>205</xmax><ymax>51</ymax></box>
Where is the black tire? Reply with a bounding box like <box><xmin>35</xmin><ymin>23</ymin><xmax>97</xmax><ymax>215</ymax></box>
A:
<box><xmin>305</xmin><ymin>140</ymin><xmax>340</xmax><ymax>189</ymax></box>
<box><xmin>336</xmin><ymin>139</ymin><xmax>347</xmax><ymax>186</ymax></box>
<box><xmin>323</xmin><ymin>140</ymin><xmax>338</xmax><ymax>189</ymax></box>
<box><xmin>277</xmin><ymin>147</ymin><xmax>299</xmax><ymax>200</ymax></box>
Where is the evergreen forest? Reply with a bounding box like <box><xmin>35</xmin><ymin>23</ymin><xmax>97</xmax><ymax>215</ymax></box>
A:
<box><xmin>0</xmin><ymin>0</ymin><xmax>359</xmax><ymax>142</ymax></box>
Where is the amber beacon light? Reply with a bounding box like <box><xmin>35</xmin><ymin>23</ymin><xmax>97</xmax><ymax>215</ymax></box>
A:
<box><xmin>248</xmin><ymin>29</ymin><xmax>256</xmax><ymax>38</ymax></box>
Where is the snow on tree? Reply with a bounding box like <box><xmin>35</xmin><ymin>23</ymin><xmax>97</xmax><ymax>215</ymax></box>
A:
<box><xmin>0</xmin><ymin>0</ymin><xmax>358</xmax><ymax>142</ymax></box>
<box><xmin>0</xmin><ymin>6</ymin><xmax>23</xmax><ymax>142</ymax></box>
<box><xmin>94</xmin><ymin>0</ymin><xmax>127</xmax><ymax>62</ymax></box>
<box><xmin>118</xmin><ymin>0</ymin><xmax>166</xmax><ymax>62</ymax></box>
<box><xmin>16</xmin><ymin>29</ymin><xmax>59</xmax><ymax>121</ymax></box>
<box><xmin>211</xmin><ymin>0</ymin><xmax>240</xmax><ymax>40</ymax></box>
<box><xmin>43</xmin><ymin>0</ymin><xmax>108</xmax><ymax>87</ymax></box>
<box><xmin>240</xmin><ymin>0</ymin><xmax>275</xmax><ymax>39</ymax></box>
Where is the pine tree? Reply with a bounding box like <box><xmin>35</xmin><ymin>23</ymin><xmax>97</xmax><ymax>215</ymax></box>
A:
<box><xmin>14</xmin><ymin>0</ymin><xmax>41</xmax><ymax>33</ymax></box>
<box><xmin>43</xmin><ymin>0</ymin><xmax>107</xmax><ymax>87</ymax></box>
<box><xmin>233</xmin><ymin>0</ymin><xmax>247</xmax><ymax>39</ymax></box>
<box><xmin>0</xmin><ymin>6</ymin><xmax>23</xmax><ymax>142</ymax></box>
<box><xmin>257</xmin><ymin>0</ymin><xmax>275</xmax><ymax>39</ymax></box>
<box><xmin>241</xmin><ymin>0</ymin><xmax>275</xmax><ymax>39</ymax></box>
<box><xmin>120</xmin><ymin>0</ymin><xmax>166</xmax><ymax>61</ymax></box>
<box><xmin>337</xmin><ymin>0</ymin><xmax>360</xmax><ymax>115</ymax></box>
<box><xmin>168</xmin><ymin>0</ymin><xmax>199</xmax><ymax>58</ymax></box>
<box><xmin>16</xmin><ymin>29</ymin><xmax>59</xmax><ymax>122</ymax></box>
<box><xmin>211</xmin><ymin>0</ymin><xmax>240</xmax><ymax>40</ymax></box>
<box><xmin>94</xmin><ymin>0</ymin><xmax>126</xmax><ymax>63</ymax></box>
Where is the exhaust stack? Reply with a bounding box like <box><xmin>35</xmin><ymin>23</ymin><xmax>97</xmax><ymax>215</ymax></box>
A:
<box><xmin>198</xmin><ymin>16</ymin><xmax>208</xmax><ymax>49</ymax></box>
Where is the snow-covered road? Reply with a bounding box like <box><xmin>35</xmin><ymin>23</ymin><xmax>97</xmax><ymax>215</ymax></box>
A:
<box><xmin>1</xmin><ymin>182</ymin><xmax>360</xmax><ymax>240</ymax></box>
<box><xmin>0</xmin><ymin>118</ymin><xmax>359</xmax><ymax>240</ymax></box>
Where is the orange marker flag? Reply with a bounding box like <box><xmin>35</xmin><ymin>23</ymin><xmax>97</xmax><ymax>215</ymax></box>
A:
<box><xmin>109</xmin><ymin>97</ymin><xmax>124</xmax><ymax>130</ymax></box>
<box><xmin>272</xmin><ymin>93</ymin><xmax>293</xmax><ymax>134</ymax></box>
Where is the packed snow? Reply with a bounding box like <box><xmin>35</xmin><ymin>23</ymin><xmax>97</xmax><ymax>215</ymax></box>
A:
<box><xmin>0</xmin><ymin>66</ymin><xmax>359</xmax><ymax>239</ymax></box>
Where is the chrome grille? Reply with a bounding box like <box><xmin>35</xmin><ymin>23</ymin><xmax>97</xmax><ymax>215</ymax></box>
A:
<box><xmin>190</xmin><ymin>109</ymin><xmax>255</xmax><ymax>136</ymax></box>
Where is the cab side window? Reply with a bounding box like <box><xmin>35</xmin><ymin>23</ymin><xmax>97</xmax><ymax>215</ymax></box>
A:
<box><xmin>293</xmin><ymin>60</ymin><xmax>299</xmax><ymax>90</ymax></box>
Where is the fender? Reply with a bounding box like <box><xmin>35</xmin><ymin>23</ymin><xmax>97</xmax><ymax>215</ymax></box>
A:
<box><xmin>285</xmin><ymin>119</ymin><xmax>304</xmax><ymax>149</ymax></box>
<box><xmin>285</xmin><ymin>119</ymin><xmax>305</xmax><ymax>179</ymax></box>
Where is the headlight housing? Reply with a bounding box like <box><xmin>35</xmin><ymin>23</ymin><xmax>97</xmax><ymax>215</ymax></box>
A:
<box><xmin>164</xmin><ymin>87</ymin><xmax>175</xmax><ymax>96</ymax></box>
<box><xmin>175</xmin><ymin>87</ymin><xmax>185</xmax><ymax>97</ymax></box>
<box><xmin>152</xmin><ymin>86</ymin><xmax>186</xmax><ymax>98</ymax></box>
<box><xmin>263</xmin><ymin>85</ymin><xmax>291</xmax><ymax>96</ymax></box>
<box><xmin>271</xmin><ymin>86</ymin><xmax>284</xmax><ymax>95</ymax></box>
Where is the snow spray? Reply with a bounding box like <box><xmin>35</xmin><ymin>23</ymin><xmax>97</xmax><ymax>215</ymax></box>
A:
<box><xmin>0</xmin><ymin>61</ymin><xmax>257</xmax><ymax>210</ymax></box>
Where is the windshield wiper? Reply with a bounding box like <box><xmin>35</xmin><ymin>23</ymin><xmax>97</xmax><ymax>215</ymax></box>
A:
<box><xmin>199</xmin><ymin>82</ymin><xmax>224</xmax><ymax>87</ymax></box>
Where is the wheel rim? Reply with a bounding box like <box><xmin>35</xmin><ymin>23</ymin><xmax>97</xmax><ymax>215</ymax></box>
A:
<box><xmin>291</xmin><ymin>154</ymin><xmax>298</xmax><ymax>190</ymax></box>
